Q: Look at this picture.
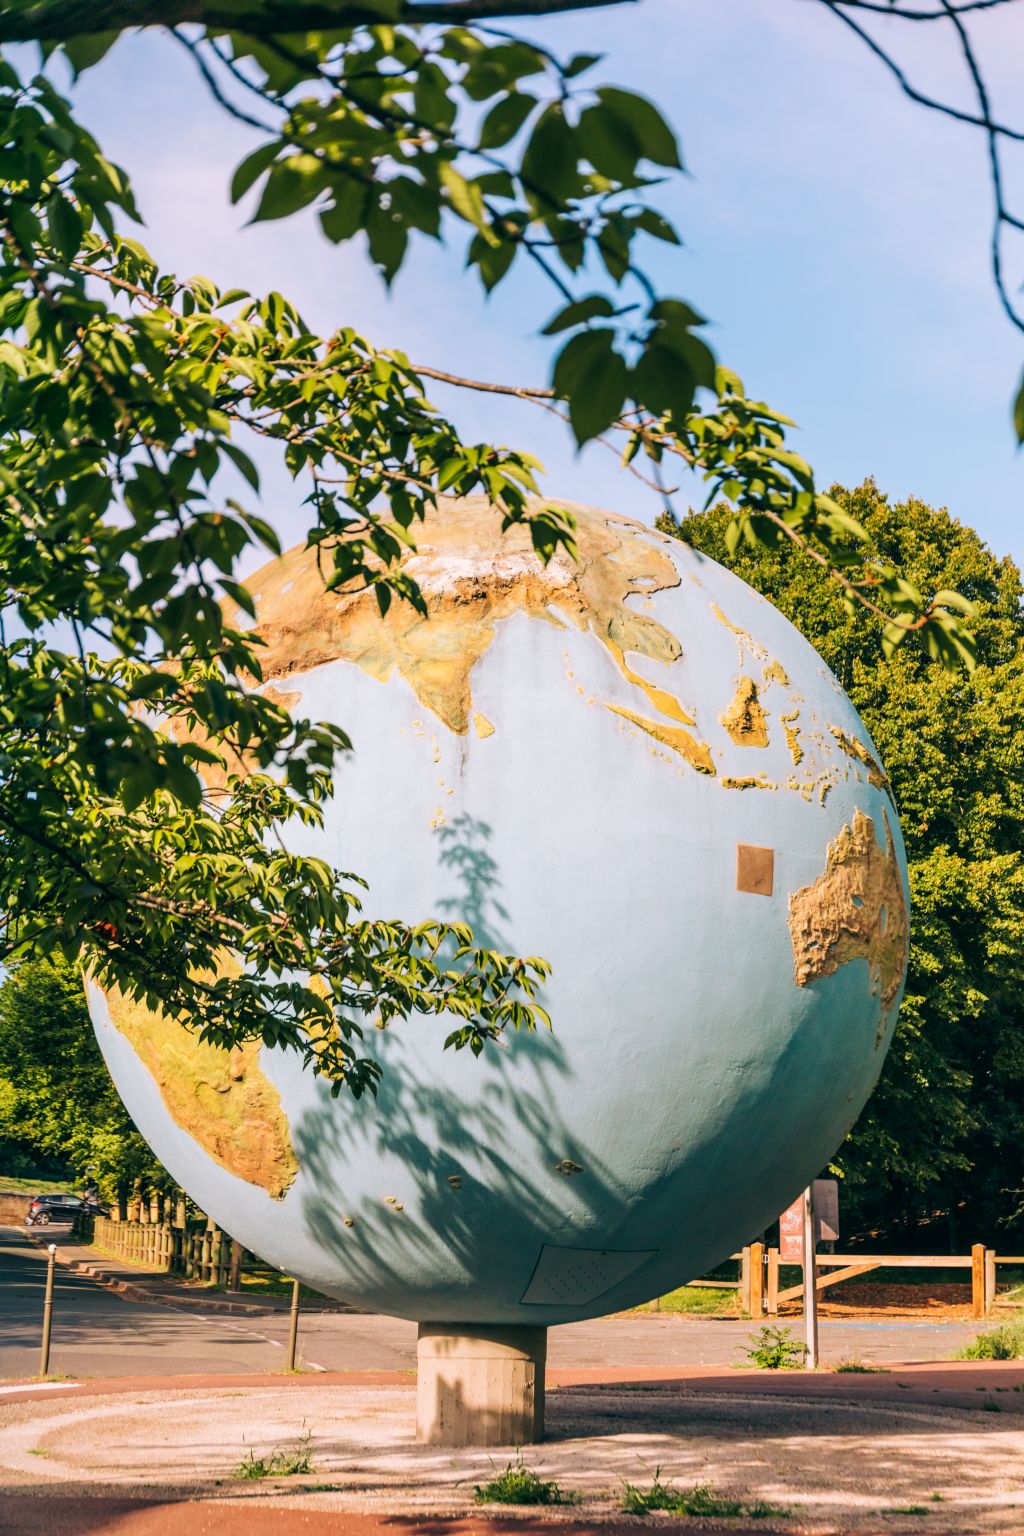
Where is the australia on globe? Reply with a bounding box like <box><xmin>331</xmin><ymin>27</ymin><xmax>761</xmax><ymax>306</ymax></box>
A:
<box><xmin>88</xmin><ymin>496</ymin><xmax>909</xmax><ymax>1323</ymax></box>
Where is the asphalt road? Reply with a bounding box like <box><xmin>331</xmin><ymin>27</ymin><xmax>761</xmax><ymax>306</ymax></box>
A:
<box><xmin>0</xmin><ymin>1227</ymin><xmax>982</xmax><ymax>1382</ymax></box>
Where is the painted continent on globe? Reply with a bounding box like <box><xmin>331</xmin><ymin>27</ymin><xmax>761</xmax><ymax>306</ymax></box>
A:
<box><xmin>90</xmin><ymin>496</ymin><xmax>909</xmax><ymax>1323</ymax></box>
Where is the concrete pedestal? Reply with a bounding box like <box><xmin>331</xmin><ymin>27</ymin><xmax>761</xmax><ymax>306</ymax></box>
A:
<box><xmin>416</xmin><ymin>1324</ymin><xmax>547</xmax><ymax>1447</ymax></box>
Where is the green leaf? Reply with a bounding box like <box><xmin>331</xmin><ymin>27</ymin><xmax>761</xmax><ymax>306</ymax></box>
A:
<box><xmin>1014</xmin><ymin>369</ymin><xmax>1024</xmax><ymax>443</ymax></box>
<box><xmin>595</xmin><ymin>87</ymin><xmax>683</xmax><ymax>169</ymax></box>
<box><xmin>230</xmin><ymin>141</ymin><xmax>281</xmax><ymax>205</ymax></box>
<box><xmin>632</xmin><ymin>208</ymin><xmax>681</xmax><ymax>245</ymax></box>
<box><xmin>564</xmin><ymin>53</ymin><xmax>603</xmax><ymax>79</ymax></box>
<box><xmin>521</xmin><ymin>104</ymin><xmax>577</xmax><ymax>205</ymax></box>
<box><xmin>220</xmin><ymin>441</ymin><xmax>260</xmax><ymax>493</ymax></box>
<box><xmin>632</xmin><ymin>341</ymin><xmax>696</xmax><ymax>424</ymax></box>
<box><xmin>932</xmin><ymin>589</ymin><xmax>975</xmax><ymax>616</ymax></box>
<box><xmin>319</xmin><ymin>180</ymin><xmax>369</xmax><ymax>244</ymax></box>
<box><xmin>468</xmin><ymin>232</ymin><xmax>515</xmax><ymax>292</ymax></box>
<box><xmin>478</xmin><ymin>93</ymin><xmax>537</xmax><ymax>150</ymax></box>
<box><xmin>62</xmin><ymin>31</ymin><xmax>118</xmax><ymax>77</ymax></box>
<box><xmin>541</xmin><ymin>294</ymin><xmax>615</xmax><ymax>335</ymax></box>
<box><xmin>439</xmin><ymin>162</ymin><xmax>496</xmax><ymax>243</ymax></box>
<box><xmin>46</xmin><ymin>195</ymin><xmax>82</xmax><ymax>264</ymax></box>
<box><xmin>252</xmin><ymin>155</ymin><xmax>324</xmax><ymax>224</ymax></box>
<box><xmin>552</xmin><ymin>329</ymin><xmax>628</xmax><ymax>443</ymax></box>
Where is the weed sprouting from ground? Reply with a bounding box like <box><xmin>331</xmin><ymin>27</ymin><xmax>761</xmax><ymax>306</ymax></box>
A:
<box><xmin>958</xmin><ymin>1317</ymin><xmax>1024</xmax><ymax>1360</ymax></box>
<box><xmin>232</xmin><ymin>1425</ymin><xmax>315</xmax><ymax>1480</ymax></box>
<box><xmin>473</xmin><ymin>1453</ymin><xmax>581</xmax><ymax>1506</ymax></box>
<box><xmin>833</xmin><ymin>1359</ymin><xmax>881</xmax><ymax>1373</ymax></box>
<box><xmin>744</xmin><ymin>1325</ymin><xmax>807</xmax><ymax>1370</ymax></box>
<box><xmin>621</xmin><ymin>1471</ymin><xmax>790</xmax><ymax>1519</ymax></box>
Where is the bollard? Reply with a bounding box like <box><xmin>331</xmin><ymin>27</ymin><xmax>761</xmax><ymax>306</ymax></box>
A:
<box><xmin>229</xmin><ymin>1239</ymin><xmax>243</xmax><ymax>1293</ymax></box>
<box><xmin>287</xmin><ymin>1279</ymin><xmax>301</xmax><ymax>1371</ymax></box>
<box><xmin>40</xmin><ymin>1244</ymin><xmax>56</xmax><ymax>1378</ymax></box>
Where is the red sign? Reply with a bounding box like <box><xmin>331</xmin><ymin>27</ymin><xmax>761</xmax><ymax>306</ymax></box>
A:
<box><xmin>779</xmin><ymin>1180</ymin><xmax>840</xmax><ymax>1262</ymax></box>
<box><xmin>779</xmin><ymin>1197</ymin><xmax>804</xmax><ymax>1262</ymax></box>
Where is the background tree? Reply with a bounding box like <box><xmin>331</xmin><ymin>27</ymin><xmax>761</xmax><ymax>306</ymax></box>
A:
<box><xmin>0</xmin><ymin>957</ymin><xmax>167</xmax><ymax>1206</ymax></box>
<box><xmin>0</xmin><ymin>2</ymin><xmax>988</xmax><ymax>1095</ymax></box>
<box><xmin>662</xmin><ymin>483</ymin><xmax>1024</xmax><ymax>1245</ymax></box>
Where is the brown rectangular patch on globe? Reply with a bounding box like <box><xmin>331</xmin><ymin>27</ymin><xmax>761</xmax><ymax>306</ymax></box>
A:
<box><xmin>737</xmin><ymin>844</ymin><xmax>774</xmax><ymax>896</ymax></box>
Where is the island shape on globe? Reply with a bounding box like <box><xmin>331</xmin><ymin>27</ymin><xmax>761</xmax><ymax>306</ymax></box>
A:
<box><xmin>88</xmin><ymin>496</ymin><xmax>909</xmax><ymax>1325</ymax></box>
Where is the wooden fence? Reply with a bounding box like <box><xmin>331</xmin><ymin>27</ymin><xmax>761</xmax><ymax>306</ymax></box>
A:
<box><xmin>739</xmin><ymin>1242</ymin><xmax>1024</xmax><ymax>1320</ymax></box>
<box><xmin>85</xmin><ymin>1215</ymin><xmax>248</xmax><ymax>1290</ymax></box>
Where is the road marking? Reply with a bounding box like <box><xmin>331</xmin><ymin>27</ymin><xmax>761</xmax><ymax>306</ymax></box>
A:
<box><xmin>0</xmin><ymin>1382</ymin><xmax>81</xmax><ymax>1395</ymax></box>
<box><xmin>191</xmin><ymin>1313</ymin><xmax>328</xmax><ymax>1372</ymax></box>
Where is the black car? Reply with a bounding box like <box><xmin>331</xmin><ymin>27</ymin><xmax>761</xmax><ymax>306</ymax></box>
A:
<box><xmin>25</xmin><ymin>1193</ymin><xmax>109</xmax><ymax>1226</ymax></box>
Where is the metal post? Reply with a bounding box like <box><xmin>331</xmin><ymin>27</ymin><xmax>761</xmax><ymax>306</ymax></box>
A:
<box><xmin>229</xmin><ymin>1239</ymin><xmax>242</xmax><ymax>1293</ymax></box>
<box><xmin>802</xmin><ymin>1185</ymin><xmax>819</xmax><ymax>1369</ymax></box>
<box><xmin>287</xmin><ymin>1278</ymin><xmax>300</xmax><ymax>1371</ymax></box>
<box><xmin>40</xmin><ymin>1244</ymin><xmax>56</xmax><ymax>1378</ymax></box>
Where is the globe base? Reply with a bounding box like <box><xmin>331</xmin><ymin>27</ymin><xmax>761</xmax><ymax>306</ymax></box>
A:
<box><xmin>416</xmin><ymin>1323</ymin><xmax>547</xmax><ymax>1446</ymax></box>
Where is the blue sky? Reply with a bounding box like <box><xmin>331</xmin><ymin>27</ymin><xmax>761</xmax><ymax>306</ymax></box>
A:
<box><xmin>69</xmin><ymin>0</ymin><xmax>1024</xmax><ymax>570</ymax></box>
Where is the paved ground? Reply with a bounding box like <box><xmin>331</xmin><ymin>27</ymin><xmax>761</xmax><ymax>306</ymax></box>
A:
<box><xmin>0</xmin><ymin>1227</ymin><xmax>983</xmax><ymax>1380</ymax></box>
<box><xmin>6</xmin><ymin>1367</ymin><xmax>1024</xmax><ymax>1534</ymax></box>
<box><xmin>2</xmin><ymin>1226</ymin><xmax>1020</xmax><ymax>1536</ymax></box>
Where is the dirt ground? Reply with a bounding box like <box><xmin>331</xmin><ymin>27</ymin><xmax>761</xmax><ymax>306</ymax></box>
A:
<box><xmin>779</xmin><ymin>1283</ymin><xmax>984</xmax><ymax>1320</ymax></box>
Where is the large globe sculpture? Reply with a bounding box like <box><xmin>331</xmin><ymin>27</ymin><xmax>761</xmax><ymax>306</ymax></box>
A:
<box><xmin>87</xmin><ymin>496</ymin><xmax>909</xmax><ymax>1332</ymax></box>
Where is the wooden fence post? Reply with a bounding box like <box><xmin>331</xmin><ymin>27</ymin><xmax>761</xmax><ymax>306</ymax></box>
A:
<box><xmin>739</xmin><ymin>1246</ymin><xmax>751</xmax><ymax>1316</ymax></box>
<box><xmin>766</xmin><ymin>1247</ymin><xmax>780</xmax><ymax>1316</ymax></box>
<box><xmin>229</xmin><ymin>1239</ymin><xmax>243</xmax><ymax>1292</ymax></box>
<box><xmin>972</xmin><ymin>1243</ymin><xmax>986</xmax><ymax>1319</ymax></box>
<box><xmin>749</xmin><ymin>1241</ymin><xmax>764</xmax><ymax>1319</ymax></box>
<box><xmin>985</xmin><ymin>1249</ymin><xmax>996</xmax><ymax>1317</ymax></box>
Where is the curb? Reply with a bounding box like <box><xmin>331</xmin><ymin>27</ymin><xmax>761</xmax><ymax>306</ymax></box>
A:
<box><xmin>17</xmin><ymin>1226</ymin><xmax>350</xmax><ymax>1318</ymax></box>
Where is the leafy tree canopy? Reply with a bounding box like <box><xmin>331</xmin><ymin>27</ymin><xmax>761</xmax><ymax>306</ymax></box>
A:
<box><xmin>663</xmin><ymin>483</ymin><xmax>1024</xmax><ymax>1242</ymax></box>
<box><xmin>0</xmin><ymin>957</ymin><xmax>164</xmax><ymax>1197</ymax></box>
<box><xmin>0</xmin><ymin>0</ymin><xmax>995</xmax><ymax>1092</ymax></box>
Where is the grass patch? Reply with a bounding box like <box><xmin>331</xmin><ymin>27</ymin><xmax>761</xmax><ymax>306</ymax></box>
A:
<box><xmin>622</xmin><ymin>1472</ymin><xmax>789</xmax><ymax>1519</ymax></box>
<box><xmin>232</xmin><ymin>1427</ymin><xmax>315</xmax><ymax>1480</ymax></box>
<box><xmin>26</xmin><ymin>1449</ymin><xmax>49</xmax><ymax>1458</ymax></box>
<box><xmin>744</xmin><ymin>1325</ymin><xmax>807</xmax><ymax>1370</ymax></box>
<box><xmin>884</xmin><ymin>1507</ymin><xmax>930</xmax><ymax>1517</ymax></box>
<box><xmin>474</xmin><ymin>1454</ymin><xmax>581</xmax><ymax>1506</ymax></box>
<box><xmin>213</xmin><ymin>1269</ymin><xmax>323</xmax><ymax>1300</ymax></box>
<box><xmin>641</xmin><ymin>1286</ymin><xmax>739</xmax><ymax>1316</ymax></box>
<box><xmin>0</xmin><ymin>1175</ymin><xmax>75</xmax><ymax>1194</ymax></box>
<box><xmin>833</xmin><ymin>1359</ymin><xmax>883</xmax><ymax>1373</ymax></box>
<box><xmin>957</xmin><ymin>1317</ymin><xmax>1024</xmax><ymax>1360</ymax></box>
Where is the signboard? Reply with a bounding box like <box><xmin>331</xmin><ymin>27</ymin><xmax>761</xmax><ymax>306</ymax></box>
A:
<box><xmin>814</xmin><ymin>1178</ymin><xmax>840</xmax><ymax>1243</ymax></box>
<box><xmin>779</xmin><ymin>1196</ymin><xmax>804</xmax><ymax>1262</ymax></box>
<box><xmin>779</xmin><ymin>1180</ymin><xmax>839</xmax><ymax>1262</ymax></box>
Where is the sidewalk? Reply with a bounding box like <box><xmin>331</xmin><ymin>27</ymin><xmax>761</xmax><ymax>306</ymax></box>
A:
<box><xmin>19</xmin><ymin>1225</ymin><xmax>361</xmax><ymax>1317</ymax></box>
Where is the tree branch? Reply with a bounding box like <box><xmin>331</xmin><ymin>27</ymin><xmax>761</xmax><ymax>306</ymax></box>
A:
<box><xmin>0</xmin><ymin>0</ymin><xmax>633</xmax><ymax>44</ymax></box>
